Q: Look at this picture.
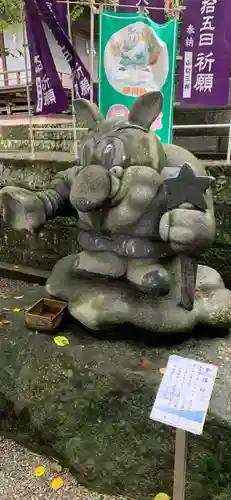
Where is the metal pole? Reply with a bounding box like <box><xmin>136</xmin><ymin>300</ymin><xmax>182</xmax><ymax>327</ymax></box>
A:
<box><xmin>173</xmin><ymin>0</ymin><xmax>180</xmax><ymax>14</ymax></box>
<box><xmin>67</xmin><ymin>0</ymin><xmax>78</xmax><ymax>159</ymax></box>
<box><xmin>173</xmin><ymin>123</ymin><xmax>231</xmax><ymax>129</ymax></box>
<box><xmin>113</xmin><ymin>0</ymin><xmax>118</xmax><ymax>12</ymax></box>
<box><xmin>227</xmin><ymin>115</ymin><xmax>231</xmax><ymax>165</ymax></box>
<box><xmin>21</xmin><ymin>1</ymin><xmax>35</xmax><ymax>158</ymax></box>
<box><xmin>90</xmin><ymin>0</ymin><xmax>94</xmax><ymax>103</ymax></box>
<box><xmin>173</xmin><ymin>429</ymin><xmax>187</xmax><ymax>500</ymax></box>
<box><xmin>57</xmin><ymin>1</ymin><xmax>171</xmax><ymax>10</ymax></box>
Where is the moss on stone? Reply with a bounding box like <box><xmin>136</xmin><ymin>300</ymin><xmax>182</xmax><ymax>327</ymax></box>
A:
<box><xmin>200</xmin><ymin>246</ymin><xmax>231</xmax><ymax>288</ymax></box>
<box><xmin>0</xmin><ymin>124</ymin><xmax>87</xmax><ymax>153</ymax></box>
<box><xmin>1</xmin><ymin>288</ymin><xmax>231</xmax><ymax>499</ymax></box>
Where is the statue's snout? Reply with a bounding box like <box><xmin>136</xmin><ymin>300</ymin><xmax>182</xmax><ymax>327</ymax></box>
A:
<box><xmin>70</xmin><ymin>165</ymin><xmax>111</xmax><ymax>212</ymax></box>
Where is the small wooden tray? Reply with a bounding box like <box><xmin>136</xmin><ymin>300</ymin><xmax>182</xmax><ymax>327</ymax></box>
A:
<box><xmin>25</xmin><ymin>297</ymin><xmax>68</xmax><ymax>332</ymax></box>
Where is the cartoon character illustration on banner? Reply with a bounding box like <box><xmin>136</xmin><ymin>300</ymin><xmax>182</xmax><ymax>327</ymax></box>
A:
<box><xmin>106</xmin><ymin>22</ymin><xmax>169</xmax><ymax>93</ymax></box>
<box><xmin>116</xmin><ymin>25</ymin><xmax>160</xmax><ymax>71</ymax></box>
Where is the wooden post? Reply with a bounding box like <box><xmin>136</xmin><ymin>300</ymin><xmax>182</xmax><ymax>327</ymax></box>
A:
<box><xmin>173</xmin><ymin>429</ymin><xmax>187</xmax><ymax>500</ymax></box>
<box><xmin>0</xmin><ymin>32</ymin><xmax>8</xmax><ymax>87</ymax></box>
<box><xmin>16</xmin><ymin>70</ymin><xmax>21</xmax><ymax>85</ymax></box>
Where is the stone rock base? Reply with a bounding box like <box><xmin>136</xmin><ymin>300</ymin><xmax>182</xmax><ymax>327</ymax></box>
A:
<box><xmin>46</xmin><ymin>254</ymin><xmax>231</xmax><ymax>333</ymax></box>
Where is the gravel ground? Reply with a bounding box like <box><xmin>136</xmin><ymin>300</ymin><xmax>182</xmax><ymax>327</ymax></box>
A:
<box><xmin>0</xmin><ymin>278</ymin><xmax>128</xmax><ymax>500</ymax></box>
<box><xmin>0</xmin><ymin>437</ymin><xmax>127</xmax><ymax>500</ymax></box>
<box><xmin>0</xmin><ymin>277</ymin><xmax>37</xmax><ymax>296</ymax></box>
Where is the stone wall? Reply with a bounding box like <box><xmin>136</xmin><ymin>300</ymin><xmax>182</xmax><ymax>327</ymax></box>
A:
<box><xmin>173</xmin><ymin>106</ymin><xmax>231</xmax><ymax>155</ymax></box>
<box><xmin>0</xmin><ymin>104</ymin><xmax>230</xmax><ymax>156</ymax></box>
<box><xmin>0</xmin><ymin>154</ymin><xmax>231</xmax><ymax>286</ymax></box>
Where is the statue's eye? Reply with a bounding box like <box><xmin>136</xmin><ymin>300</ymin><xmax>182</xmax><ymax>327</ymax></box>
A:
<box><xmin>104</xmin><ymin>143</ymin><xmax>114</xmax><ymax>155</ymax></box>
<box><xmin>99</xmin><ymin>137</ymin><xmax>130</xmax><ymax>170</ymax></box>
<box><xmin>102</xmin><ymin>142</ymin><xmax>115</xmax><ymax>169</ymax></box>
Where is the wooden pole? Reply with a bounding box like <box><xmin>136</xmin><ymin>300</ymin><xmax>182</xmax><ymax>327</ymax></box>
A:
<box><xmin>0</xmin><ymin>32</ymin><xmax>8</xmax><ymax>87</ymax></box>
<box><xmin>173</xmin><ymin>429</ymin><xmax>187</xmax><ymax>500</ymax></box>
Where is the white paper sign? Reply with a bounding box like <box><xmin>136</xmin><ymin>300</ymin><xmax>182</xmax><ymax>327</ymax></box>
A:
<box><xmin>150</xmin><ymin>355</ymin><xmax>218</xmax><ymax>435</ymax></box>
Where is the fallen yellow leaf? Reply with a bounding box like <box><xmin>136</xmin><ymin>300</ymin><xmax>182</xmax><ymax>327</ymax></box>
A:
<box><xmin>159</xmin><ymin>368</ymin><xmax>166</xmax><ymax>375</ymax></box>
<box><xmin>34</xmin><ymin>465</ymin><xmax>45</xmax><ymax>477</ymax></box>
<box><xmin>13</xmin><ymin>265</ymin><xmax>19</xmax><ymax>269</ymax></box>
<box><xmin>154</xmin><ymin>494</ymin><xmax>171</xmax><ymax>500</ymax></box>
<box><xmin>14</xmin><ymin>296</ymin><xmax>24</xmax><ymax>300</ymax></box>
<box><xmin>50</xmin><ymin>477</ymin><xmax>64</xmax><ymax>490</ymax></box>
<box><xmin>53</xmin><ymin>336</ymin><xmax>70</xmax><ymax>347</ymax></box>
<box><xmin>0</xmin><ymin>295</ymin><xmax>8</xmax><ymax>299</ymax></box>
<box><xmin>0</xmin><ymin>320</ymin><xmax>11</xmax><ymax>325</ymax></box>
<box><xmin>13</xmin><ymin>308</ymin><xmax>21</xmax><ymax>313</ymax></box>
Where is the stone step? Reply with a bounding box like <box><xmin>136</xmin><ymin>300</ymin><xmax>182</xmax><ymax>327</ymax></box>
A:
<box><xmin>173</xmin><ymin>136</ymin><xmax>228</xmax><ymax>156</ymax></box>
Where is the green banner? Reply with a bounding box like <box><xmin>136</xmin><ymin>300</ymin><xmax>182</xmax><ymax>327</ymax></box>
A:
<box><xmin>98</xmin><ymin>11</ymin><xmax>178</xmax><ymax>143</ymax></box>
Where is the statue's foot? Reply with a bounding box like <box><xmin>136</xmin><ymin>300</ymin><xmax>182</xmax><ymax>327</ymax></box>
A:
<box><xmin>72</xmin><ymin>250</ymin><xmax>127</xmax><ymax>279</ymax></box>
<box><xmin>140</xmin><ymin>269</ymin><xmax>170</xmax><ymax>294</ymax></box>
<box><xmin>126</xmin><ymin>260</ymin><xmax>170</xmax><ymax>294</ymax></box>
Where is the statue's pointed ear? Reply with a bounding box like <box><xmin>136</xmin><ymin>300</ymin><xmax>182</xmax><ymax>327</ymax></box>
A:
<box><xmin>128</xmin><ymin>91</ymin><xmax>163</xmax><ymax>130</ymax></box>
<box><xmin>73</xmin><ymin>99</ymin><xmax>104</xmax><ymax>128</ymax></box>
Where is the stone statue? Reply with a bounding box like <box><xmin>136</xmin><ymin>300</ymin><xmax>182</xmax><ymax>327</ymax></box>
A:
<box><xmin>1</xmin><ymin>91</ymin><xmax>231</xmax><ymax>333</ymax></box>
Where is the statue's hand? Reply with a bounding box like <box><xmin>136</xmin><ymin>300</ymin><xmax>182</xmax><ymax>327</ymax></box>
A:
<box><xmin>0</xmin><ymin>186</ymin><xmax>46</xmax><ymax>232</ymax></box>
<box><xmin>159</xmin><ymin>207</ymin><xmax>215</xmax><ymax>254</ymax></box>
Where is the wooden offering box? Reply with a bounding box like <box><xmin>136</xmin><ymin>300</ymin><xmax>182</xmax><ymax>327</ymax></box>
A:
<box><xmin>25</xmin><ymin>297</ymin><xmax>68</xmax><ymax>332</ymax></box>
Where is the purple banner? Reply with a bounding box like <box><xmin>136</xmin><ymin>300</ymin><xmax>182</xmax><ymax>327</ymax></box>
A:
<box><xmin>119</xmin><ymin>0</ymin><xmax>165</xmax><ymax>24</ymax></box>
<box><xmin>46</xmin><ymin>0</ymin><xmax>68</xmax><ymax>35</ymax></box>
<box><xmin>25</xmin><ymin>0</ymin><xmax>69</xmax><ymax>115</ymax></box>
<box><xmin>178</xmin><ymin>0</ymin><xmax>231</xmax><ymax>106</ymax></box>
<box><xmin>35</xmin><ymin>0</ymin><xmax>91</xmax><ymax>100</ymax></box>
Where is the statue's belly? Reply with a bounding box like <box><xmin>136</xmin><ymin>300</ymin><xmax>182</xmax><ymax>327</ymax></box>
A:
<box><xmin>77</xmin><ymin>194</ymin><xmax>167</xmax><ymax>257</ymax></box>
<box><xmin>122</xmin><ymin>207</ymin><xmax>161</xmax><ymax>239</ymax></box>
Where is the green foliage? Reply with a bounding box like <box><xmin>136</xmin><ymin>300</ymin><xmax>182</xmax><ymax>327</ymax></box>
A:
<box><xmin>0</xmin><ymin>0</ymin><xmax>186</xmax><ymax>30</ymax></box>
<box><xmin>0</xmin><ymin>0</ymin><xmax>21</xmax><ymax>29</ymax></box>
<box><xmin>0</xmin><ymin>0</ymin><xmax>83</xmax><ymax>59</ymax></box>
<box><xmin>71</xmin><ymin>4</ymin><xmax>84</xmax><ymax>21</ymax></box>
<box><xmin>0</xmin><ymin>0</ymin><xmax>83</xmax><ymax>30</ymax></box>
<box><xmin>0</xmin><ymin>47</ymin><xmax>23</xmax><ymax>57</ymax></box>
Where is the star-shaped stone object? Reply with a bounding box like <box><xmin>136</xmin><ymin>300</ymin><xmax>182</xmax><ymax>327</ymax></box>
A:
<box><xmin>164</xmin><ymin>163</ymin><xmax>214</xmax><ymax>212</ymax></box>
